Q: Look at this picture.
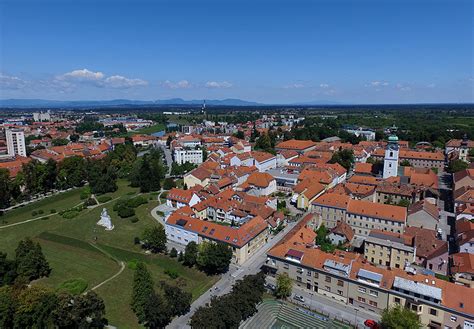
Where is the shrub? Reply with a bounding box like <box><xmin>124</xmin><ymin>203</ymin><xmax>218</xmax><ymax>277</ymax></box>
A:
<box><xmin>61</xmin><ymin>210</ymin><xmax>81</xmax><ymax>219</ymax></box>
<box><xmin>118</xmin><ymin>206</ymin><xmax>135</xmax><ymax>218</ymax></box>
<box><xmin>164</xmin><ymin>269</ymin><xmax>179</xmax><ymax>279</ymax></box>
<box><xmin>97</xmin><ymin>195</ymin><xmax>112</xmax><ymax>203</ymax></box>
<box><xmin>41</xmin><ymin>216</ymin><xmax>49</xmax><ymax>220</ymax></box>
<box><xmin>38</xmin><ymin>209</ymin><xmax>44</xmax><ymax>214</ymax></box>
<box><xmin>126</xmin><ymin>195</ymin><xmax>148</xmax><ymax>208</ymax></box>
<box><xmin>80</xmin><ymin>187</ymin><xmax>91</xmax><ymax>200</ymax></box>
<box><xmin>133</xmin><ymin>237</ymin><xmax>140</xmax><ymax>245</ymax></box>
<box><xmin>156</xmin><ymin>210</ymin><xmax>165</xmax><ymax>217</ymax></box>
<box><xmin>31</xmin><ymin>211</ymin><xmax>37</xmax><ymax>216</ymax></box>
<box><xmin>50</xmin><ymin>209</ymin><xmax>56</xmax><ymax>214</ymax></box>
<box><xmin>127</xmin><ymin>259</ymin><xmax>139</xmax><ymax>270</ymax></box>
<box><xmin>84</xmin><ymin>197</ymin><xmax>98</xmax><ymax>207</ymax></box>
<box><xmin>129</xmin><ymin>217</ymin><xmax>139</xmax><ymax>223</ymax></box>
<box><xmin>169</xmin><ymin>247</ymin><xmax>178</xmax><ymax>258</ymax></box>
<box><xmin>58</xmin><ymin>278</ymin><xmax>88</xmax><ymax>295</ymax></box>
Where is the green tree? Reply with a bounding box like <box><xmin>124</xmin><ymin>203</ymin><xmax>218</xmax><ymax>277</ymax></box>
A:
<box><xmin>163</xmin><ymin>177</ymin><xmax>176</xmax><ymax>190</ymax></box>
<box><xmin>54</xmin><ymin>291</ymin><xmax>108</xmax><ymax>328</ymax></box>
<box><xmin>143</xmin><ymin>293</ymin><xmax>172</xmax><ymax>329</ymax></box>
<box><xmin>447</xmin><ymin>159</ymin><xmax>469</xmax><ymax>173</ymax></box>
<box><xmin>197</xmin><ymin>241</ymin><xmax>232</xmax><ymax>275</ymax></box>
<box><xmin>0</xmin><ymin>252</ymin><xmax>17</xmax><ymax>286</ymax></box>
<box><xmin>234</xmin><ymin>130</ymin><xmax>245</xmax><ymax>140</ymax></box>
<box><xmin>254</xmin><ymin>133</ymin><xmax>272</xmax><ymax>152</ymax></box>
<box><xmin>381</xmin><ymin>305</ymin><xmax>422</xmax><ymax>329</ymax></box>
<box><xmin>87</xmin><ymin>160</ymin><xmax>118</xmax><ymax>195</ymax></box>
<box><xmin>141</xmin><ymin>226</ymin><xmax>167</xmax><ymax>253</ymax></box>
<box><xmin>183</xmin><ymin>241</ymin><xmax>198</xmax><ymax>267</ymax></box>
<box><xmin>13</xmin><ymin>285</ymin><xmax>58</xmax><ymax>328</ymax></box>
<box><xmin>0</xmin><ymin>286</ymin><xmax>14</xmax><ymax>328</ymax></box>
<box><xmin>161</xmin><ymin>282</ymin><xmax>192</xmax><ymax>316</ymax></box>
<box><xmin>51</xmin><ymin>138</ymin><xmax>69</xmax><ymax>146</ymax></box>
<box><xmin>15</xmin><ymin>238</ymin><xmax>51</xmax><ymax>281</ymax></box>
<box><xmin>131</xmin><ymin>262</ymin><xmax>155</xmax><ymax>323</ymax></box>
<box><xmin>0</xmin><ymin>169</ymin><xmax>11</xmax><ymax>209</ymax></box>
<box><xmin>400</xmin><ymin>159</ymin><xmax>411</xmax><ymax>166</ymax></box>
<box><xmin>169</xmin><ymin>247</ymin><xmax>178</xmax><ymax>258</ymax></box>
<box><xmin>329</xmin><ymin>149</ymin><xmax>355</xmax><ymax>171</ymax></box>
<box><xmin>57</xmin><ymin>156</ymin><xmax>86</xmax><ymax>188</ymax></box>
<box><xmin>275</xmin><ymin>273</ymin><xmax>292</xmax><ymax>299</ymax></box>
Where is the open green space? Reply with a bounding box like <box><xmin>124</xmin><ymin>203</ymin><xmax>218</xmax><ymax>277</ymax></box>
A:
<box><xmin>0</xmin><ymin>179</ymin><xmax>218</xmax><ymax>328</ymax></box>
<box><xmin>129</xmin><ymin>123</ymin><xmax>165</xmax><ymax>135</ymax></box>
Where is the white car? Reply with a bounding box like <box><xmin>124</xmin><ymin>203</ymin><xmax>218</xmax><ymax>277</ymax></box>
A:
<box><xmin>293</xmin><ymin>294</ymin><xmax>305</xmax><ymax>302</ymax></box>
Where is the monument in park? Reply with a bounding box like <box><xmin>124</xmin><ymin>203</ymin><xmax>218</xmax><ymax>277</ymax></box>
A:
<box><xmin>97</xmin><ymin>208</ymin><xmax>114</xmax><ymax>231</ymax></box>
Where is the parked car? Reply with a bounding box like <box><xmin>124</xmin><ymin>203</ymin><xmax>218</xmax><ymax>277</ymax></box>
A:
<box><xmin>293</xmin><ymin>294</ymin><xmax>305</xmax><ymax>302</ymax></box>
<box><xmin>265</xmin><ymin>283</ymin><xmax>276</xmax><ymax>291</ymax></box>
<box><xmin>364</xmin><ymin>319</ymin><xmax>380</xmax><ymax>329</ymax></box>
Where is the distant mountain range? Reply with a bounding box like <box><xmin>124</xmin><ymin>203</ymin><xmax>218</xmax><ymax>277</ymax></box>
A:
<box><xmin>0</xmin><ymin>98</ymin><xmax>343</xmax><ymax>108</ymax></box>
<box><xmin>0</xmin><ymin>98</ymin><xmax>263</xmax><ymax>108</ymax></box>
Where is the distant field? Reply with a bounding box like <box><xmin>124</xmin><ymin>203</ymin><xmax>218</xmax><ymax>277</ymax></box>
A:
<box><xmin>0</xmin><ymin>179</ymin><xmax>217</xmax><ymax>328</ymax></box>
<box><xmin>129</xmin><ymin>123</ymin><xmax>165</xmax><ymax>135</ymax></box>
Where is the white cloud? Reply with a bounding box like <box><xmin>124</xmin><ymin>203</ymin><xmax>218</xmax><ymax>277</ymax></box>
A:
<box><xmin>104</xmin><ymin>75</ymin><xmax>148</xmax><ymax>88</ymax></box>
<box><xmin>319</xmin><ymin>83</ymin><xmax>329</xmax><ymax>89</ymax></box>
<box><xmin>396</xmin><ymin>83</ymin><xmax>411</xmax><ymax>91</ymax></box>
<box><xmin>283</xmin><ymin>83</ymin><xmax>305</xmax><ymax>89</ymax></box>
<box><xmin>60</xmin><ymin>68</ymin><xmax>104</xmax><ymax>81</ymax></box>
<box><xmin>369</xmin><ymin>81</ymin><xmax>389</xmax><ymax>87</ymax></box>
<box><xmin>163</xmin><ymin>80</ymin><xmax>191</xmax><ymax>89</ymax></box>
<box><xmin>54</xmin><ymin>69</ymin><xmax>147</xmax><ymax>89</ymax></box>
<box><xmin>205</xmin><ymin>81</ymin><xmax>233</xmax><ymax>88</ymax></box>
<box><xmin>0</xmin><ymin>73</ymin><xmax>27</xmax><ymax>89</ymax></box>
<box><xmin>427</xmin><ymin>83</ymin><xmax>436</xmax><ymax>88</ymax></box>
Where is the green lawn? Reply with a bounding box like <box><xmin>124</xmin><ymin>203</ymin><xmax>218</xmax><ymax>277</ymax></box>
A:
<box><xmin>0</xmin><ymin>187</ymin><xmax>85</xmax><ymax>225</ymax></box>
<box><xmin>129</xmin><ymin>123</ymin><xmax>165</xmax><ymax>135</ymax></box>
<box><xmin>0</xmin><ymin>179</ymin><xmax>218</xmax><ymax>328</ymax></box>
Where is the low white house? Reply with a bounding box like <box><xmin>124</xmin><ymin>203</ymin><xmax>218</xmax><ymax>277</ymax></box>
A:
<box><xmin>166</xmin><ymin>188</ymin><xmax>201</xmax><ymax>209</ymax></box>
<box><xmin>174</xmin><ymin>147</ymin><xmax>203</xmax><ymax>165</ymax></box>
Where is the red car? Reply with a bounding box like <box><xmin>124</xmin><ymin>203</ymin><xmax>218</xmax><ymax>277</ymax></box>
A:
<box><xmin>364</xmin><ymin>319</ymin><xmax>380</xmax><ymax>329</ymax></box>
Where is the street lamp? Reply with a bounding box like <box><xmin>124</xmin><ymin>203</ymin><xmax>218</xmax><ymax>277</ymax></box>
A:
<box><xmin>354</xmin><ymin>308</ymin><xmax>358</xmax><ymax>329</ymax></box>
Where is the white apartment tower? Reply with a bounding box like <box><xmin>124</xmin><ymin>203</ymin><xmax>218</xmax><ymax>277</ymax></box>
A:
<box><xmin>383</xmin><ymin>134</ymin><xmax>399</xmax><ymax>179</ymax></box>
<box><xmin>6</xmin><ymin>128</ymin><xmax>27</xmax><ymax>157</ymax></box>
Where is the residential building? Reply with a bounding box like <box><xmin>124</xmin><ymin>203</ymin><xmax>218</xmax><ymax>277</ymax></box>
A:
<box><xmin>264</xmin><ymin>217</ymin><xmax>474</xmax><ymax>329</ymax></box>
<box><xmin>275</xmin><ymin>139</ymin><xmax>317</xmax><ymax>154</ymax></box>
<box><xmin>451</xmin><ymin>253</ymin><xmax>474</xmax><ymax>288</ymax></box>
<box><xmin>166</xmin><ymin>188</ymin><xmax>201</xmax><ymax>208</ymax></box>
<box><xmin>407</xmin><ymin>200</ymin><xmax>440</xmax><ymax>231</ymax></box>
<box><xmin>173</xmin><ymin>147</ymin><xmax>203</xmax><ymax>165</ymax></box>
<box><xmin>165</xmin><ymin>212</ymin><xmax>268</xmax><ymax>264</ymax></box>
<box><xmin>364</xmin><ymin>230</ymin><xmax>415</xmax><ymax>269</ymax></box>
<box><xmin>5</xmin><ymin>128</ymin><xmax>27</xmax><ymax>157</ymax></box>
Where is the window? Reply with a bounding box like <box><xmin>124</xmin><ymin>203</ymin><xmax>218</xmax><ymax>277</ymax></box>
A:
<box><xmin>394</xmin><ymin>297</ymin><xmax>401</xmax><ymax>304</ymax></box>
<box><xmin>283</xmin><ymin>263</ymin><xmax>289</xmax><ymax>269</ymax></box>
<box><xmin>307</xmin><ymin>270</ymin><xmax>312</xmax><ymax>276</ymax></box>
<box><xmin>429</xmin><ymin>308</ymin><xmax>437</xmax><ymax>316</ymax></box>
<box><xmin>325</xmin><ymin>286</ymin><xmax>331</xmax><ymax>292</ymax></box>
<box><xmin>325</xmin><ymin>275</ymin><xmax>331</xmax><ymax>283</ymax></box>
<box><xmin>358</xmin><ymin>297</ymin><xmax>366</xmax><ymax>303</ymax></box>
<box><xmin>337</xmin><ymin>280</ymin><xmax>344</xmax><ymax>287</ymax></box>
<box><xmin>358</xmin><ymin>287</ymin><xmax>366</xmax><ymax>293</ymax></box>
<box><xmin>337</xmin><ymin>290</ymin><xmax>343</xmax><ymax>296</ymax></box>
<box><xmin>369</xmin><ymin>300</ymin><xmax>378</xmax><ymax>307</ymax></box>
<box><xmin>450</xmin><ymin>315</ymin><xmax>457</xmax><ymax>322</ymax></box>
<box><xmin>369</xmin><ymin>290</ymin><xmax>378</xmax><ymax>297</ymax></box>
<box><xmin>314</xmin><ymin>273</ymin><xmax>319</xmax><ymax>279</ymax></box>
<box><xmin>297</xmin><ymin>276</ymin><xmax>302</xmax><ymax>282</ymax></box>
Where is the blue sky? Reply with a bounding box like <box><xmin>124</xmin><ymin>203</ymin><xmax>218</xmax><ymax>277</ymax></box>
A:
<box><xmin>0</xmin><ymin>0</ymin><xmax>472</xmax><ymax>104</ymax></box>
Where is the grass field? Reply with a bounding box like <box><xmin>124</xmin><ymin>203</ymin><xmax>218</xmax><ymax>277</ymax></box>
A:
<box><xmin>0</xmin><ymin>179</ymin><xmax>218</xmax><ymax>328</ymax></box>
<box><xmin>129</xmin><ymin>123</ymin><xmax>166</xmax><ymax>135</ymax></box>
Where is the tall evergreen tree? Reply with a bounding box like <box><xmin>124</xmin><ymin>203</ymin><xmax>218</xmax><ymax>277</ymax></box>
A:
<box><xmin>15</xmin><ymin>238</ymin><xmax>51</xmax><ymax>281</ymax></box>
<box><xmin>131</xmin><ymin>262</ymin><xmax>155</xmax><ymax>323</ymax></box>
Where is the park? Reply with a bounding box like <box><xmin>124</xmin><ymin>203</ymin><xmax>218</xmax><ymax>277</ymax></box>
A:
<box><xmin>0</xmin><ymin>179</ymin><xmax>218</xmax><ymax>328</ymax></box>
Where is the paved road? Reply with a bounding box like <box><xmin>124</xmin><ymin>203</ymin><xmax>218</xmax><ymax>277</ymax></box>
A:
<box><xmin>266</xmin><ymin>276</ymin><xmax>381</xmax><ymax>328</ymax></box>
<box><xmin>157</xmin><ymin>145</ymin><xmax>173</xmax><ymax>177</ymax></box>
<box><xmin>167</xmin><ymin>221</ymin><xmax>298</xmax><ymax>329</ymax></box>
